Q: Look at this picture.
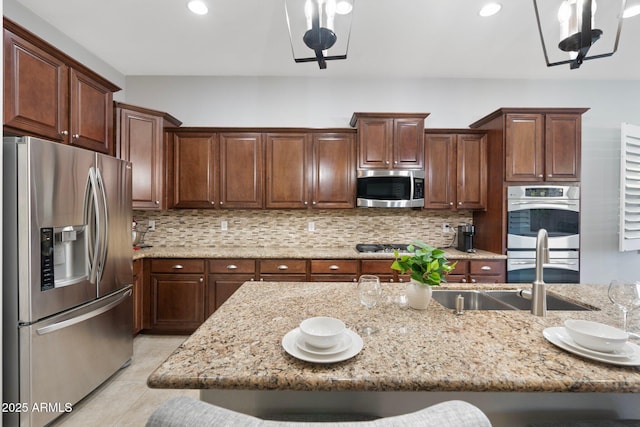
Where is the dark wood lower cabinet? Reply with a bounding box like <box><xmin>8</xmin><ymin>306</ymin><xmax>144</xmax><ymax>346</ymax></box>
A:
<box><xmin>447</xmin><ymin>260</ymin><xmax>506</xmax><ymax>284</ymax></box>
<box><xmin>150</xmin><ymin>273</ymin><xmax>206</xmax><ymax>333</ymax></box>
<box><xmin>132</xmin><ymin>259</ymin><xmax>143</xmax><ymax>336</ymax></box>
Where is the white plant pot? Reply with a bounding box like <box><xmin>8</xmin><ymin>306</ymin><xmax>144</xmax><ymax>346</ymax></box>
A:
<box><xmin>406</xmin><ymin>280</ymin><xmax>433</xmax><ymax>310</ymax></box>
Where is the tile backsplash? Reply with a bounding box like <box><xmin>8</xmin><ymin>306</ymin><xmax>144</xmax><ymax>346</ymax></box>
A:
<box><xmin>133</xmin><ymin>209</ymin><xmax>473</xmax><ymax>249</ymax></box>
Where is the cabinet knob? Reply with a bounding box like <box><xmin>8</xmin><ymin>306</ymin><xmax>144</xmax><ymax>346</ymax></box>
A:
<box><xmin>393</xmin><ymin>160</ymin><xmax>398</xmax><ymax>165</ymax></box>
<box><xmin>211</xmin><ymin>201</ymin><xmax>215</xmax><ymax>205</ymax></box>
<box><xmin>538</xmin><ymin>174</ymin><xmax>544</xmax><ymax>178</ymax></box>
<box><xmin>72</xmin><ymin>134</ymin><xmax>79</xmax><ymax>139</ymax></box>
<box><xmin>471</xmin><ymin>279</ymin><xmax>477</xmax><ymax>283</ymax></box>
<box><xmin>304</xmin><ymin>201</ymin><xmax>308</xmax><ymax>205</ymax></box>
<box><xmin>155</xmin><ymin>200</ymin><xmax>160</xmax><ymax>205</ymax></box>
<box><xmin>172</xmin><ymin>265</ymin><xmax>184</xmax><ymax>270</ymax></box>
<box><xmin>399</xmin><ymin>278</ymin><xmax>404</xmax><ymax>282</ymax></box>
<box><xmin>199</xmin><ymin>277</ymin><xmax>204</xmax><ymax>283</ymax></box>
<box><xmin>548</xmin><ymin>174</ymin><xmax>553</xmax><ymax>178</ymax></box>
<box><xmin>461</xmin><ymin>278</ymin><xmax>467</xmax><ymax>283</ymax></box>
<box><xmin>220</xmin><ymin>201</ymin><xmax>224</xmax><ymax>205</ymax></box>
<box><xmin>390</xmin><ymin>279</ymin><xmax>394</xmax><ymax>283</ymax></box>
<box><xmin>329</xmin><ymin>265</ymin><xmax>339</xmax><ymax>270</ymax></box>
<box><xmin>385</xmin><ymin>161</ymin><xmax>390</xmax><ymax>165</ymax></box>
<box><xmin>312</xmin><ymin>201</ymin><xmax>316</xmax><ymax>205</ymax></box>
<box><xmin>449</xmin><ymin>202</ymin><xmax>454</xmax><ymax>206</ymax></box>
<box><xmin>60</xmin><ymin>130</ymin><xmax>69</xmax><ymax>136</ymax></box>
<box><xmin>250</xmin><ymin>278</ymin><xmax>255</xmax><ymax>281</ymax></box>
<box><xmin>277</xmin><ymin>265</ymin><xmax>289</xmax><ymax>270</ymax></box>
<box><xmin>458</xmin><ymin>201</ymin><xmax>462</xmax><ymax>205</ymax></box>
<box><xmin>226</xmin><ymin>264</ymin><xmax>238</xmax><ymax>270</ymax></box>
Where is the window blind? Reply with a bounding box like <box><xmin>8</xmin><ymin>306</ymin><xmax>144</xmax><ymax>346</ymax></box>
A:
<box><xmin>620</xmin><ymin>122</ymin><xmax>640</xmax><ymax>251</ymax></box>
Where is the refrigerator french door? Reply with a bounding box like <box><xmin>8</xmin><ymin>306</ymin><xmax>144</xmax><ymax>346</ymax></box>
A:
<box><xmin>3</xmin><ymin>136</ymin><xmax>133</xmax><ymax>427</ymax></box>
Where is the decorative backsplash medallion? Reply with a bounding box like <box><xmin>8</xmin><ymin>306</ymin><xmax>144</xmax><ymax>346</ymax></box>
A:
<box><xmin>133</xmin><ymin>209</ymin><xmax>472</xmax><ymax>249</ymax></box>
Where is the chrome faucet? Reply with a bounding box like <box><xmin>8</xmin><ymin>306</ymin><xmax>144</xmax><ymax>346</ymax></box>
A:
<box><xmin>532</xmin><ymin>228</ymin><xmax>549</xmax><ymax>317</ymax></box>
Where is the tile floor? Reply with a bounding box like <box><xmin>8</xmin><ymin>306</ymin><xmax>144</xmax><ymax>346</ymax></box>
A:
<box><xmin>50</xmin><ymin>335</ymin><xmax>198</xmax><ymax>427</ymax></box>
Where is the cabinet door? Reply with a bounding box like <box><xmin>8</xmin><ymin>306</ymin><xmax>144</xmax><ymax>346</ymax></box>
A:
<box><xmin>311</xmin><ymin>133</ymin><xmax>356</xmax><ymax>208</ymax></box>
<box><xmin>545</xmin><ymin>114</ymin><xmax>581</xmax><ymax>181</ymax></box>
<box><xmin>69</xmin><ymin>68</ymin><xmax>113</xmax><ymax>154</ymax></box>
<box><xmin>265</xmin><ymin>133</ymin><xmax>309</xmax><ymax>208</ymax></box>
<box><xmin>207</xmin><ymin>275</ymin><xmax>255</xmax><ymax>316</ymax></box>
<box><xmin>172</xmin><ymin>132</ymin><xmax>218</xmax><ymax>208</ymax></box>
<box><xmin>424</xmin><ymin>134</ymin><xmax>455</xmax><ymax>209</ymax></box>
<box><xmin>393</xmin><ymin>118</ymin><xmax>425</xmax><ymax>169</ymax></box>
<box><xmin>359</xmin><ymin>260</ymin><xmax>395</xmax><ymax>282</ymax></box>
<box><xmin>150</xmin><ymin>273</ymin><xmax>205</xmax><ymax>333</ymax></box>
<box><xmin>132</xmin><ymin>260</ymin><xmax>143</xmax><ymax>335</ymax></box>
<box><xmin>3</xmin><ymin>28</ymin><xmax>69</xmax><ymax>142</ymax></box>
<box><xmin>457</xmin><ymin>134</ymin><xmax>487</xmax><ymax>209</ymax></box>
<box><xmin>357</xmin><ymin>117</ymin><xmax>392</xmax><ymax>169</ymax></box>
<box><xmin>505</xmin><ymin>114</ymin><xmax>544</xmax><ymax>182</ymax></box>
<box><xmin>219</xmin><ymin>133</ymin><xmax>264</xmax><ymax>208</ymax></box>
<box><xmin>118</xmin><ymin>108</ymin><xmax>165</xmax><ymax>209</ymax></box>
<box><xmin>469</xmin><ymin>260</ymin><xmax>506</xmax><ymax>283</ymax></box>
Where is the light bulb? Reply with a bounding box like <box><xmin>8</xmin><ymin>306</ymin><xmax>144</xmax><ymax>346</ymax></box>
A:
<box><xmin>335</xmin><ymin>0</ymin><xmax>352</xmax><ymax>15</ymax></box>
<box><xmin>187</xmin><ymin>0</ymin><xmax>208</xmax><ymax>15</ymax></box>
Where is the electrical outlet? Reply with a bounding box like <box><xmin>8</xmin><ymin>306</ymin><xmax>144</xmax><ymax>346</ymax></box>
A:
<box><xmin>148</xmin><ymin>220</ymin><xmax>156</xmax><ymax>231</ymax></box>
<box><xmin>221</xmin><ymin>221</ymin><xmax>228</xmax><ymax>231</ymax></box>
<box><xmin>308</xmin><ymin>221</ymin><xmax>315</xmax><ymax>232</ymax></box>
<box><xmin>442</xmin><ymin>223</ymin><xmax>451</xmax><ymax>233</ymax></box>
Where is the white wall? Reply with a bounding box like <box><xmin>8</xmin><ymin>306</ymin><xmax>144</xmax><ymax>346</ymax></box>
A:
<box><xmin>125</xmin><ymin>75</ymin><xmax>640</xmax><ymax>284</ymax></box>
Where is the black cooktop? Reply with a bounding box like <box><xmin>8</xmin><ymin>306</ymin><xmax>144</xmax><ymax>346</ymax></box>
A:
<box><xmin>355</xmin><ymin>243</ymin><xmax>410</xmax><ymax>253</ymax></box>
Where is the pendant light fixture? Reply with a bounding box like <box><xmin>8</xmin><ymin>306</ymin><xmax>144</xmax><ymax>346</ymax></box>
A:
<box><xmin>533</xmin><ymin>0</ymin><xmax>626</xmax><ymax>69</ymax></box>
<box><xmin>285</xmin><ymin>0</ymin><xmax>355</xmax><ymax>69</ymax></box>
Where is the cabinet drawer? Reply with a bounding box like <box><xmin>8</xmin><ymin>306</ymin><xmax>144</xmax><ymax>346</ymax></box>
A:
<box><xmin>151</xmin><ymin>259</ymin><xmax>205</xmax><ymax>274</ymax></box>
<box><xmin>260</xmin><ymin>259</ymin><xmax>307</xmax><ymax>274</ymax></box>
<box><xmin>310</xmin><ymin>260</ymin><xmax>358</xmax><ymax>274</ymax></box>
<box><xmin>209</xmin><ymin>259</ymin><xmax>256</xmax><ymax>274</ymax></box>
<box><xmin>360</xmin><ymin>259</ymin><xmax>394</xmax><ymax>275</ymax></box>
<box><xmin>469</xmin><ymin>260</ymin><xmax>505</xmax><ymax>275</ymax></box>
<box><xmin>449</xmin><ymin>260</ymin><xmax>470</xmax><ymax>275</ymax></box>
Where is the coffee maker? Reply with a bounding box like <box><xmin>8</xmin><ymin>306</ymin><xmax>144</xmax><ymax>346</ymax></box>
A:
<box><xmin>457</xmin><ymin>224</ymin><xmax>475</xmax><ymax>252</ymax></box>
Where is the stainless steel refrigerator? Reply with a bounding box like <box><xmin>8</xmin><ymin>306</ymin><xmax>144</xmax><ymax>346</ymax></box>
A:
<box><xmin>3</xmin><ymin>136</ymin><xmax>134</xmax><ymax>427</ymax></box>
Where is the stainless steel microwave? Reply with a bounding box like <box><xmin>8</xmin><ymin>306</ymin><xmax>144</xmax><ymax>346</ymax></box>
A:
<box><xmin>356</xmin><ymin>169</ymin><xmax>425</xmax><ymax>208</ymax></box>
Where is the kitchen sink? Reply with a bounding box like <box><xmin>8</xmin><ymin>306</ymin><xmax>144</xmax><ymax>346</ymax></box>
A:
<box><xmin>431</xmin><ymin>290</ymin><xmax>515</xmax><ymax>311</ymax></box>
<box><xmin>484</xmin><ymin>290</ymin><xmax>595</xmax><ymax>311</ymax></box>
<box><xmin>432</xmin><ymin>289</ymin><xmax>596</xmax><ymax>311</ymax></box>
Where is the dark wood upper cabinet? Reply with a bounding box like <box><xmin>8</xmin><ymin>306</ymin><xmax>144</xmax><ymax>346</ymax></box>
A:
<box><xmin>265</xmin><ymin>133</ymin><xmax>309</xmax><ymax>209</ymax></box>
<box><xmin>350</xmin><ymin>113</ymin><xmax>429</xmax><ymax>170</ymax></box>
<box><xmin>504</xmin><ymin>112</ymin><xmax>584</xmax><ymax>182</ymax></box>
<box><xmin>171</xmin><ymin>131</ymin><xmax>218</xmax><ymax>209</ymax></box>
<box><xmin>219</xmin><ymin>132</ymin><xmax>264</xmax><ymax>209</ymax></box>
<box><xmin>311</xmin><ymin>132</ymin><xmax>356</xmax><ymax>208</ymax></box>
<box><xmin>116</xmin><ymin>103</ymin><xmax>181</xmax><ymax>210</ymax></box>
<box><xmin>424</xmin><ymin>131</ymin><xmax>487</xmax><ymax>210</ymax></box>
<box><xmin>3</xmin><ymin>19</ymin><xmax>120</xmax><ymax>155</ymax></box>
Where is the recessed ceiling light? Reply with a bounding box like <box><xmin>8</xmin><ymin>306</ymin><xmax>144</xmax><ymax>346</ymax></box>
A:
<box><xmin>479</xmin><ymin>2</ymin><xmax>502</xmax><ymax>17</ymax></box>
<box><xmin>623</xmin><ymin>4</ymin><xmax>640</xmax><ymax>18</ymax></box>
<box><xmin>335</xmin><ymin>1</ymin><xmax>353</xmax><ymax>15</ymax></box>
<box><xmin>187</xmin><ymin>0</ymin><xmax>208</xmax><ymax>15</ymax></box>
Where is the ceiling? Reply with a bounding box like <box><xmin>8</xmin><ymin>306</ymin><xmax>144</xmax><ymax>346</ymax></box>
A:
<box><xmin>13</xmin><ymin>0</ymin><xmax>640</xmax><ymax>80</ymax></box>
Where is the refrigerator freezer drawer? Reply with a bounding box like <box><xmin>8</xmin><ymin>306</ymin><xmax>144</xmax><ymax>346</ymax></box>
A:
<box><xmin>18</xmin><ymin>287</ymin><xmax>133</xmax><ymax>427</ymax></box>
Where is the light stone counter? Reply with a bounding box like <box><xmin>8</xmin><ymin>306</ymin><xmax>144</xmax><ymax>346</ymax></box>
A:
<box><xmin>146</xmin><ymin>281</ymin><xmax>640</xmax><ymax>425</ymax></box>
<box><xmin>147</xmin><ymin>281</ymin><xmax>638</xmax><ymax>393</ymax></box>
<box><xmin>132</xmin><ymin>246</ymin><xmax>505</xmax><ymax>261</ymax></box>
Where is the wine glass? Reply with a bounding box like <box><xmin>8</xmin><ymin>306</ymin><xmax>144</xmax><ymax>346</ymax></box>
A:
<box><xmin>608</xmin><ymin>280</ymin><xmax>640</xmax><ymax>332</ymax></box>
<box><xmin>357</xmin><ymin>275</ymin><xmax>382</xmax><ymax>335</ymax></box>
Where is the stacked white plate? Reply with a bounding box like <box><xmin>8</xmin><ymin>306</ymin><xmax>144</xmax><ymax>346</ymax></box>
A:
<box><xmin>543</xmin><ymin>326</ymin><xmax>640</xmax><ymax>366</ymax></box>
<box><xmin>282</xmin><ymin>327</ymin><xmax>363</xmax><ymax>363</ymax></box>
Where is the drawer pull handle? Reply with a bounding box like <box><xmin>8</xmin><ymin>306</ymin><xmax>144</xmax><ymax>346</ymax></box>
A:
<box><xmin>226</xmin><ymin>264</ymin><xmax>238</xmax><ymax>270</ymax></box>
<box><xmin>329</xmin><ymin>265</ymin><xmax>339</xmax><ymax>270</ymax></box>
<box><xmin>172</xmin><ymin>265</ymin><xmax>184</xmax><ymax>269</ymax></box>
<box><xmin>481</xmin><ymin>266</ymin><xmax>492</xmax><ymax>271</ymax></box>
<box><xmin>278</xmin><ymin>265</ymin><xmax>289</xmax><ymax>270</ymax></box>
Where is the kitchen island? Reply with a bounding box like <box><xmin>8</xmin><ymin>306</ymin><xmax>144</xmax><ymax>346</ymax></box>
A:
<box><xmin>147</xmin><ymin>281</ymin><xmax>640</xmax><ymax>426</ymax></box>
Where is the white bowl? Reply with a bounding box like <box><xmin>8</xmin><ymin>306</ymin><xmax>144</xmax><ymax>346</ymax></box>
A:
<box><xmin>564</xmin><ymin>319</ymin><xmax>628</xmax><ymax>353</ymax></box>
<box><xmin>299</xmin><ymin>317</ymin><xmax>345</xmax><ymax>349</ymax></box>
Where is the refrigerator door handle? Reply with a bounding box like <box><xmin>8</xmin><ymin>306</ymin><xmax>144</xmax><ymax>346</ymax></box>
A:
<box><xmin>35</xmin><ymin>289</ymin><xmax>132</xmax><ymax>335</ymax></box>
<box><xmin>95</xmin><ymin>167</ymin><xmax>109</xmax><ymax>283</ymax></box>
<box><xmin>86</xmin><ymin>167</ymin><xmax>102</xmax><ymax>284</ymax></box>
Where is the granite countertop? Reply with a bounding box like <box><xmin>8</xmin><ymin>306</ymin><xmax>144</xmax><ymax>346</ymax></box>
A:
<box><xmin>133</xmin><ymin>246</ymin><xmax>505</xmax><ymax>261</ymax></box>
<box><xmin>147</xmin><ymin>281</ymin><xmax>640</xmax><ymax>393</ymax></box>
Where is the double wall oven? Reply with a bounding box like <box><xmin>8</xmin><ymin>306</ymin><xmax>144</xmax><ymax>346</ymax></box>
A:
<box><xmin>507</xmin><ymin>185</ymin><xmax>580</xmax><ymax>283</ymax></box>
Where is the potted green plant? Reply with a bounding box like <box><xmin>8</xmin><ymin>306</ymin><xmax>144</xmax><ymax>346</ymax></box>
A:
<box><xmin>391</xmin><ymin>240</ymin><xmax>457</xmax><ymax>309</ymax></box>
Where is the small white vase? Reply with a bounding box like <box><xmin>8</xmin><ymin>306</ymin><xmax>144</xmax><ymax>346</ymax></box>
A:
<box><xmin>406</xmin><ymin>280</ymin><xmax>433</xmax><ymax>310</ymax></box>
